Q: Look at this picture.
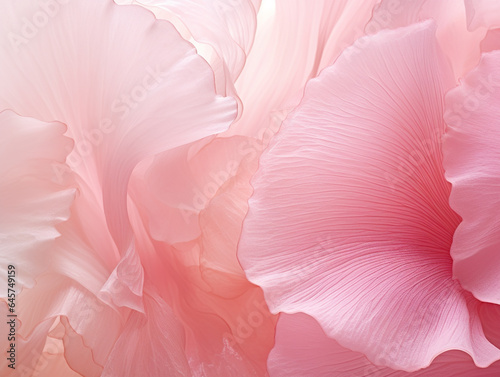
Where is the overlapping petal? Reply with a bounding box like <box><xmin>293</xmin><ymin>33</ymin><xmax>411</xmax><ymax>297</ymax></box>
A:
<box><xmin>0</xmin><ymin>0</ymin><xmax>239</xmax><ymax>374</ymax></box>
<box><xmin>269</xmin><ymin>313</ymin><xmax>500</xmax><ymax>377</ymax></box>
<box><xmin>0</xmin><ymin>110</ymin><xmax>75</xmax><ymax>289</ymax></box>
<box><xmin>443</xmin><ymin>50</ymin><xmax>500</xmax><ymax>305</ymax></box>
<box><xmin>368</xmin><ymin>0</ymin><xmax>486</xmax><ymax>80</ymax></box>
<box><xmin>128</xmin><ymin>143</ymin><xmax>278</xmax><ymax>376</ymax></box>
<box><xmin>128</xmin><ymin>0</ymin><xmax>261</xmax><ymax>97</ymax></box>
<box><xmin>229</xmin><ymin>0</ymin><xmax>381</xmax><ymax>137</ymax></box>
<box><xmin>0</xmin><ymin>0</ymin><xmax>236</xmax><ymax>253</ymax></box>
<box><xmin>465</xmin><ymin>0</ymin><xmax>500</xmax><ymax>30</ymax></box>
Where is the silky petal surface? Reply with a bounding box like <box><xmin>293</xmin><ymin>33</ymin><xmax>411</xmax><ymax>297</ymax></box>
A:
<box><xmin>132</xmin><ymin>0</ymin><xmax>260</xmax><ymax>85</ymax></box>
<box><xmin>480</xmin><ymin>28</ymin><xmax>500</xmax><ymax>53</ymax></box>
<box><xmin>368</xmin><ymin>0</ymin><xmax>486</xmax><ymax>80</ymax></box>
<box><xmin>0</xmin><ymin>111</ymin><xmax>74</xmax><ymax>289</ymax></box>
<box><xmin>443</xmin><ymin>50</ymin><xmax>500</xmax><ymax>305</ymax></box>
<box><xmin>0</xmin><ymin>0</ymin><xmax>236</xmax><ymax>253</ymax></box>
<box><xmin>16</xmin><ymin>274</ymin><xmax>124</xmax><ymax>375</ymax></box>
<box><xmin>227</xmin><ymin>0</ymin><xmax>381</xmax><ymax>137</ymax></box>
<box><xmin>239</xmin><ymin>21</ymin><xmax>500</xmax><ymax>370</ymax></box>
<box><xmin>465</xmin><ymin>0</ymin><xmax>500</xmax><ymax>30</ymax></box>
<box><xmin>0</xmin><ymin>301</ymin><xmax>54</xmax><ymax>376</ymax></box>
<box><xmin>128</xmin><ymin>170</ymin><xmax>277</xmax><ymax>376</ymax></box>
<box><xmin>269</xmin><ymin>313</ymin><xmax>500</xmax><ymax>377</ymax></box>
<box><xmin>101</xmin><ymin>292</ymin><xmax>190</xmax><ymax>377</ymax></box>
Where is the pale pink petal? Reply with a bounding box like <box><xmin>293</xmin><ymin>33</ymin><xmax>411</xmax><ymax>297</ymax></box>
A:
<box><xmin>0</xmin><ymin>0</ymin><xmax>236</xmax><ymax>254</ymax></box>
<box><xmin>0</xmin><ymin>0</ymin><xmax>236</xmax><ymax>319</ymax></box>
<box><xmin>132</xmin><ymin>135</ymin><xmax>256</xmax><ymax>247</ymax></box>
<box><xmin>443</xmin><ymin>50</ymin><xmax>500</xmax><ymax>305</ymax></box>
<box><xmin>239</xmin><ymin>21</ymin><xmax>500</xmax><ymax>370</ymax></box>
<box><xmin>368</xmin><ymin>0</ymin><xmax>486</xmax><ymax>80</ymax></box>
<box><xmin>227</xmin><ymin>0</ymin><xmax>380</xmax><ymax>137</ymax></box>
<box><xmin>32</xmin><ymin>334</ymin><xmax>82</xmax><ymax>377</ymax></box>
<box><xmin>125</xmin><ymin>193</ymin><xmax>277</xmax><ymax>376</ymax></box>
<box><xmin>101</xmin><ymin>292</ymin><xmax>191</xmax><ymax>377</ymax></box>
<box><xmin>0</xmin><ymin>301</ymin><xmax>54</xmax><ymax>376</ymax></box>
<box><xmin>16</xmin><ymin>274</ymin><xmax>124</xmax><ymax>375</ymax></box>
<box><xmin>465</xmin><ymin>0</ymin><xmax>500</xmax><ymax>30</ymax></box>
<box><xmin>269</xmin><ymin>313</ymin><xmax>500</xmax><ymax>377</ymax></box>
<box><xmin>480</xmin><ymin>28</ymin><xmax>500</xmax><ymax>53</ymax></box>
<box><xmin>131</xmin><ymin>0</ymin><xmax>260</xmax><ymax>90</ymax></box>
<box><xmin>0</xmin><ymin>110</ymin><xmax>74</xmax><ymax>289</ymax></box>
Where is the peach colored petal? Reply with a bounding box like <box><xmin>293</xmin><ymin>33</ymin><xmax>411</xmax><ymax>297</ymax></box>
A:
<box><xmin>125</xmin><ymin>187</ymin><xmax>277</xmax><ymax>376</ymax></box>
<box><xmin>15</xmin><ymin>274</ymin><xmax>124</xmax><ymax>375</ymax></box>
<box><xmin>443</xmin><ymin>50</ymin><xmax>500</xmax><ymax>305</ymax></box>
<box><xmin>101</xmin><ymin>292</ymin><xmax>190</xmax><ymax>377</ymax></box>
<box><xmin>33</xmin><ymin>334</ymin><xmax>82</xmax><ymax>377</ymax></box>
<box><xmin>239</xmin><ymin>21</ymin><xmax>500</xmax><ymax>371</ymax></box>
<box><xmin>0</xmin><ymin>301</ymin><xmax>55</xmax><ymax>376</ymax></box>
<box><xmin>480</xmin><ymin>28</ymin><xmax>500</xmax><ymax>53</ymax></box>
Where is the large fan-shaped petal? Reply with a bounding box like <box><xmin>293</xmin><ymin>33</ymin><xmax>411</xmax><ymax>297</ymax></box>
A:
<box><xmin>239</xmin><ymin>21</ymin><xmax>500</xmax><ymax>371</ymax></box>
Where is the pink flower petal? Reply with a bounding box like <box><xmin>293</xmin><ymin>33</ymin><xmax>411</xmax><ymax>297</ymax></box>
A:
<box><xmin>368</xmin><ymin>0</ymin><xmax>486</xmax><ymax>80</ymax></box>
<box><xmin>0</xmin><ymin>110</ymin><xmax>74</xmax><ymax>289</ymax></box>
<box><xmin>16</xmin><ymin>274</ymin><xmax>124</xmax><ymax>375</ymax></box>
<box><xmin>132</xmin><ymin>136</ymin><xmax>253</xmax><ymax>245</ymax></box>
<box><xmin>101</xmin><ymin>292</ymin><xmax>191</xmax><ymax>377</ymax></box>
<box><xmin>130</xmin><ymin>0</ymin><xmax>261</xmax><ymax>89</ymax></box>
<box><xmin>0</xmin><ymin>301</ymin><xmax>55</xmax><ymax>376</ymax></box>
<box><xmin>480</xmin><ymin>28</ymin><xmax>500</xmax><ymax>53</ymax></box>
<box><xmin>127</xmin><ymin>176</ymin><xmax>277</xmax><ymax>376</ymax></box>
<box><xmin>465</xmin><ymin>0</ymin><xmax>500</xmax><ymax>30</ymax></box>
<box><xmin>0</xmin><ymin>0</ymin><xmax>236</xmax><ymax>252</ymax></box>
<box><xmin>443</xmin><ymin>50</ymin><xmax>500</xmax><ymax>305</ymax></box>
<box><xmin>269</xmin><ymin>312</ymin><xmax>500</xmax><ymax>377</ymax></box>
<box><xmin>228</xmin><ymin>0</ymin><xmax>380</xmax><ymax>137</ymax></box>
<box><xmin>239</xmin><ymin>21</ymin><xmax>500</xmax><ymax>371</ymax></box>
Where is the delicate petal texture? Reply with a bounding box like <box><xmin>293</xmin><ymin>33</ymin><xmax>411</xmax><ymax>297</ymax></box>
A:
<box><xmin>443</xmin><ymin>51</ymin><xmax>500</xmax><ymax>305</ymax></box>
<box><xmin>0</xmin><ymin>111</ymin><xmax>74</xmax><ymax>289</ymax></box>
<box><xmin>0</xmin><ymin>0</ymin><xmax>236</xmax><ymax>253</ymax></box>
<box><xmin>480</xmin><ymin>28</ymin><xmax>500</xmax><ymax>53</ymax></box>
<box><xmin>0</xmin><ymin>1</ymin><xmax>236</xmax><ymax>356</ymax></box>
<box><xmin>32</xmin><ymin>334</ymin><xmax>82</xmax><ymax>377</ymax></box>
<box><xmin>0</xmin><ymin>301</ymin><xmax>54</xmax><ymax>376</ymax></box>
<box><xmin>131</xmin><ymin>0</ymin><xmax>260</xmax><ymax>88</ymax></box>
<box><xmin>134</xmin><ymin>136</ymin><xmax>251</xmax><ymax>245</ymax></box>
<box><xmin>368</xmin><ymin>0</ymin><xmax>486</xmax><ymax>80</ymax></box>
<box><xmin>128</xmin><ymin>146</ymin><xmax>278</xmax><ymax>376</ymax></box>
<box><xmin>228</xmin><ymin>0</ymin><xmax>381</xmax><ymax>137</ymax></box>
<box><xmin>465</xmin><ymin>0</ymin><xmax>500</xmax><ymax>30</ymax></box>
<box><xmin>101</xmin><ymin>292</ymin><xmax>191</xmax><ymax>377</ymax></box>
<box><xmin>480</xmin><ymin>303</ymin><xmax>500</xmax><ymax>350</ymax></box>
<box><xmin>15</xmin><ymin>274</ymin><xmax>124</xmax><ymax>375</ymax></box>
<box><xmin>239</xmin><ymin>21</ymin><xmax>500</xmax><ymax>371</ymax></box>
<box><xmin>269</xmin><ymin>313</ymin><xmax>500</xmax><ymax>377</ymax></box>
